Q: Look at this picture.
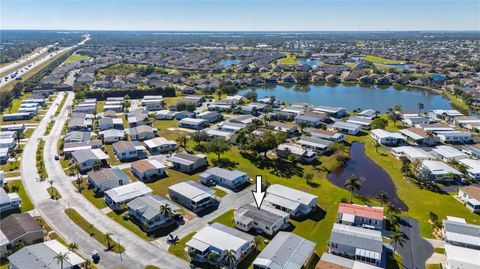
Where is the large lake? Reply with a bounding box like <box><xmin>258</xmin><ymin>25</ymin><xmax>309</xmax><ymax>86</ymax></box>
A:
<box><xmin>238</xmin><ymin>84</ymin><xmax>453</xmax><ymax>112</ymax></box>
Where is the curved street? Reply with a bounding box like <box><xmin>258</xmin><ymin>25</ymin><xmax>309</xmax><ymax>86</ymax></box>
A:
<box><xmin>22</xmin><ymin>91</ymin><xmax>189</xmax><ymax>269</ymax></box>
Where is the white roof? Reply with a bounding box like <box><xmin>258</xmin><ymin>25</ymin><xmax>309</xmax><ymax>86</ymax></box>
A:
<box><xmin>459</xmin><ymin>159</ymin><xmax>480</xmax><ymax>174</ymax></box>
<box><xmin>144</xmin><ymin>137</ymin><xmax>176</xmax><ymax>148</ymax></box>
<box><xmin>445</xmin><ymin>244</ymin><xmax>480</xmax><ymax>266</ymax></box>
<box><xmin>266</xmin><ymin>184</ymin><xmax>317</xmax><ymax>207</ymax></box>
<box><xmin>391</xmin><ymin>146</ymin><xmax>433</xmax><ymax>160</ymax></box>
<box><xmin>187</xmin><ymin>223</ymin><xmax>252</xmax><ymax>253</ymax></box>
<box><xmin>447</xmin><ymin>216</ymin><xmax>467</xmax><ymax>223</ymax></box>
<box><xmin>168</xmin><ymin>180</ymin><xmax>214</xmax><ymax>202</ymax></box>
<box><xmin>371</xmin><ymin>129</ymin><xmax>404</xmax><ymax>140</ymax></box>
<box><xmin>432</xmin><ymin>145</ymin><xmax>468</xmax><ymax>159</ymax></box>
<box><xmin>105</xmin><ymin>182</ymin><xmax>152</xmax><ymax>203</ymax></box>
<box><xmin>421</xmin><ymin>160</ymin><xmax>462</xmax><ymax>175</ymax></box>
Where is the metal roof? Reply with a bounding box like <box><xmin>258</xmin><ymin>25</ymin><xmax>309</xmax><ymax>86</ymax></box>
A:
<box><xmin>254</xmin><ymin>232</ymin><xmax>315</xmax><ymax>269</ymax></box>
<box><xmin>329</xmin><ymin>223</ymin><xmax>383</xmax><ymax>253</ymax></box>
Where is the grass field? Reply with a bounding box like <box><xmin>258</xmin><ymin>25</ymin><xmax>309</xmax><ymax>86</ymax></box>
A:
<box><xmin>104</xmin><ymin>145</ymin><xmax>122</xmax><ymax>165</ymax></box>
<box><xmin>7</xmin><ymin>93</ymin><xmax>31</xmax><ymax>113</ymax></box>
<box><xmin>64</xmin><ymin>54</ymin><xmax>90</xmax><ymax>65</ymax></box>
<box><xmin>278</xmin><ymin>52</ymin><xmax>298</xmax><ymax>65</ymax></box>
<box><xmin>362</xmin><ymin>55</ymin><xmax>404</xmax><ymax>64</ymax></box>
<box><xmin>64</xmin><ymin>208</ymin><xmax>125</xmax><ymax>253</ymax></box>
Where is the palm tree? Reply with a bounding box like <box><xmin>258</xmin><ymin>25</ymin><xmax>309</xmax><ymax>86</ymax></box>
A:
<box><xmin>373</xmin><ymin>140</ymin><xmax>380</xmax><ymax>153</ymax></box>
<box><xmin>176</xmin><ymin>136</ymin><xmax>188</xmax><ymax>151</ymax></box>
<box><xmin>67</xmin><ymin>242</ymin><xmax>78</xmax><ymax>252</ymax></box>
<box><xmin>417</xmin><ymin>102</ymin><xmax>425</xmax><ymax>115</ymax></box>
<box><xmin>159</xmin><ymin>204</ymin><xmax>173</xmax><ymax>218</ymax></box>
<box><xmin>392</xmin><ymin>104</ymin><xmax>402</xmax><ymax>112</ymax></box>
<box><xmin>297</xmin><ymin>121</ymin><xmax>307</xmax><ymax>133</ymax></box>
<box><xmin>344</xmin><ymin>175</ymin><xmax>362</xmax><ymax>203</ymax></box>
<box><xmin>390</xmin><ymin>230</ymin><xmax>407</xmax><ymax>253</ymax></box>
<box><xmin>222</xmin><ymin>249</ymin><xmax>237</xmax><ymax>268</ymax></box>
<box><xmin>104</xmin><ymin>232</ymin><xmax>114</xmax><ymax>250</ymax></box>
<box><xmin>53</xmin><ymin>252</ymin><xmax>70</xmax><ymax>269</ymax></box>
<box><xmin>377</xmin><ymin>191</ymin><xmax>390</xmax><ymax>206</ymax></box>
<box><xmin>207</xmin><ymin>252</ymin><xmax>220</xmax><ymax>263</ymax></box>
<box><xmin>92</xmin><ymin>160</ymin><xmax>102</xmax><ymax>171</ymax></box>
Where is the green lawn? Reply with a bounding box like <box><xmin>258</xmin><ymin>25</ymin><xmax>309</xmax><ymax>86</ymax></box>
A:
<box><xmin>107</xmin><ymin>211</ymin><xmax>153</xmax><ymax>241</ymax></box>
<box><xmin>64</xmin><ymin>208</ymin><xmax>125</xmax><ymax>253</ymax></box>
<box><xmin>146</xmin><ymin>168</ymin><xmax>200</xmax><ymax>196</ymax></box>
<box><xmin>64</xmin><ymin>54</ymin><xmax>90</xmax><ymax>65</ymax></box>
<box><xmin>346</xmin><ymin>133</ymin><xmax>480</xmax><ymax>238</ymax></box>
<box><xmin>74</xmin><ymin>180</ymin><xmax>108</xmax><ymax>209</ymax></box>
<box><xmin>95</xmin><ymin>101</ymin><xmax>105</xmax><ymax>114</ymax></box>
<box><xmin>104</xmin><ymin>145</ymin><xmax>122</xmax><ymax>165</ymax></box>
<box><xmin>0</xmin><ymin>160</ymin><xmax>20</xmax><ymax>172</ymax></box>
<box><xmin>362</xmin><ymin>54</ymin><xmax>404</xmax><ymax>64</ymax></box>
<box><xmin>426</xmin><ymin>264</ymin><xmax>442</xmax><ymax>269</ymax></box>
<box><xmin>54</xmin><ymin>93</ymin><xmax>68</xmax><ymax>117</ymax></box>
<box><xmin>434</xmin><ymin>247</ymin><xmax>445</xmax><ymax>254</ymax></box>
<box><xmin>47</xmin><ymin>186</ymin><xmax>62</xmax><ymax>200</ymax></box>
<box><xmin>442</xmin><ymin>92</ymin><xmax>471</xmax><ymax>114</ymax></box>
<box><xmin>213</xmin><ymin>187</ymin><xmax>228</xmax><ymax>198</ymax></box>
<box><xmin>278</xmin><ymin>52</ymin><xmax>298</xmax><ymax>65</ymax></box>
<box><xmin>6</xmin><ymin>180</ymin><xmax>34</xmax><ymax>212</ymax></box>
<box><xmin>168</xmin><ymin>232</ymin><xmax>195</xmax><ymax>261</ymax></box>
<box><xmin>36</xmin><ymin>139</ymin><xmax>48</xmax><ymax>179</ymax></box>
<box><xmin>7</xmin><ymin>93</ymin><xmax>32</xmax><ymax>113</ymax></box>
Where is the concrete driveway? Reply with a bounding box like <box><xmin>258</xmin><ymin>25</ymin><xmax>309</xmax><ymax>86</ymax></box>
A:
<box><xmin>396</xmin><ymin>217</ymin><xmax>433</xmax><ymax>269</ymax></box>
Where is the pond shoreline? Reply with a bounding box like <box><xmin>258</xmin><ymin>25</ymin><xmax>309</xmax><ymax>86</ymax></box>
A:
<box><xmin>327</xmin><ymin>142</ymin><xmax>408</xmax><ymax>210</ymax></box>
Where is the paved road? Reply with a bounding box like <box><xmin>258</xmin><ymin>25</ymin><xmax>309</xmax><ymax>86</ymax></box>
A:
<box><xmin>396</xmin><ymin>217</ymin><xmax>433</xmax><ymax>269</ymax></box>
<box><xmin>0</xmin><ymin>35</ymin><xmax>90</xmax><ymax>87</ymax></box>
<box><xmin>0</xmin><ymin>45</ymin><xmax>53</xmax><ymax>74</ymax></box>
<box><xmin>24</xmin><ymin>91</ymin><xmax>189</xmax><ymax>269</ymax></box>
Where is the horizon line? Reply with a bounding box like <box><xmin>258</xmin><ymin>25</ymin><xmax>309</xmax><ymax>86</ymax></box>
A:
<box><xmin>2</xmin><ymin>29</ymin><xmax>480</xmax><ymax>33</ymax></box>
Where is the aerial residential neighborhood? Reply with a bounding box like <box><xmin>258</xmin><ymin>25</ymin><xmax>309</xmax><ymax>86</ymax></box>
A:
<box><xmin>0</xmin><ymin>1</ymin><xmax>479</xmax><ymax>269</ymax></box>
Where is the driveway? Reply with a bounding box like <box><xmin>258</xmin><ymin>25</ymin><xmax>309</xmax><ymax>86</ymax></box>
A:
<box><xmin>396</xmin><ymin>217</ymin><xmax>433</xmax><ymax>269</ymax></box>
<box><xmin>23</xmin><ymin>91</ymin><xmax>189</xmax><ymax>269</ymax></box>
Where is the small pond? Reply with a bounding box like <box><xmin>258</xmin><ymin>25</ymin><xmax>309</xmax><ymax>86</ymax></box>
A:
<box><xmin>219</xmin><ymin>59</ymin><xmax>240</xmax><ymax>67</ymax></box>
<box><xmin>298</xmin><ymin>58</ymin><xmax>319</xmax><ymax>67</ymax></box>
<box><xmin>328</xmin><ymin>142</ymin><xmax>408</xmax><ymax>210</ymax></box>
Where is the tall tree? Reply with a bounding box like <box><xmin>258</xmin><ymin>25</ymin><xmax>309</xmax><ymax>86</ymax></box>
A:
<box><xmin>390</xmin><ymin>230</ymin><xmax>407</xmax><ymax>253</ymax></box>
<box><xmin>344</xmin><ymin>175</ymin><xmax>362</xmax><ymax>203</ymax></box>
<box><xmin>176</xmin><ymin>136</ymin><xmax>189</xmax><ymax>151</ymax></box>
<box><xmin>159</xmin><ymin>204</ymin><xmax>173</xmax><ymax>218</ymax></box>
<box><xmin>376</xmin><ymin>191</ymin><xmax>390</xmax><ymax>206</ymax></box>
<box><xmin>205</xmin><ymin>138</ymin><xmax>230</xmax><ymax>160</ymax></box>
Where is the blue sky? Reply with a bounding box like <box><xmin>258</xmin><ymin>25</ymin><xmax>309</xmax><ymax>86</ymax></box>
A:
<box><xmin>1</xmin><ymin>0</ymin><xmax>479</xmax><ymax>31</ymax></box>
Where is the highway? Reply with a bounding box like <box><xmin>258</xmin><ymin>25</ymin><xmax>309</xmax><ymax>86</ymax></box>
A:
<box><xmin>0</xmin><ymin>34</ymin><xmax>90</xmax><ymax>88</ymax></box>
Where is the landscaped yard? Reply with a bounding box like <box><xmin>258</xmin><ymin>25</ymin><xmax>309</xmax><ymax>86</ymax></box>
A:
<box><xmin>74</xmin><ymin>180</ymin><xmax>108</xmax><ymax>209</ymax></box>
<box><xmin>168</xmin><ymin>232</ymin><xmax>195</xmax><ymax>261</ymax></box>
<box><xmin>104</xmin><ymin>144</ymin><xmax>122</xmax><ymax>165</ymax></box>
<box><xmin>107</xmin><ymin>211</ymin><xmax>153</xmax><ymax>241</ymax></box>
<box><xmin>64</xmin><ymin>208</ymin><xmax>125</xmax><ymax>253</ymax></box>
<box><xmin>0</xmin><ymin>160</ymin><xmax>20</xmax><ymax>173</ymax></box>
<box><xmin>6</xmin><ymin>180</ymin><xmax>34</xmax><ymax>212</ymax></box>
